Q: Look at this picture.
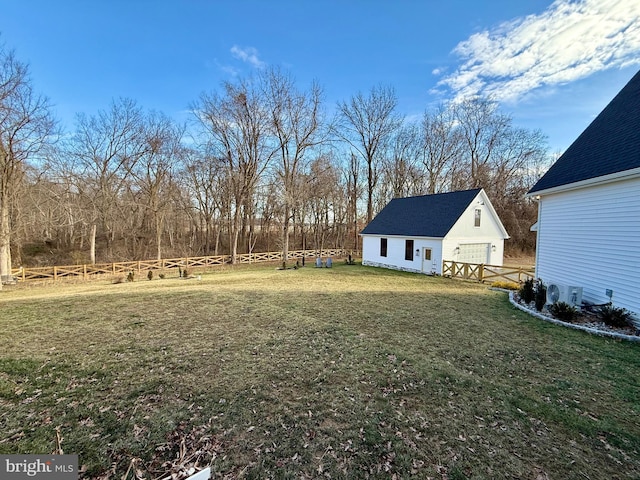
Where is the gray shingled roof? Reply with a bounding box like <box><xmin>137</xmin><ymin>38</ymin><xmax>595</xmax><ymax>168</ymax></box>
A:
<box><xmin>529</xmin><ymin>69</ymin><xmax>640</xmax><ymax>194</ymax></box>
<box><xmin>360</xmin><ymin>188</ymin><xmax>482</xmax><ymax>237</ymax></box>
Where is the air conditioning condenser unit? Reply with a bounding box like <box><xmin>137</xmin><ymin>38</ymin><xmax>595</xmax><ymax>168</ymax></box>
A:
<box><xmin>546</xmin><ymin>284</ymin><xmax>583</xmax><ymax>308</ymax></box>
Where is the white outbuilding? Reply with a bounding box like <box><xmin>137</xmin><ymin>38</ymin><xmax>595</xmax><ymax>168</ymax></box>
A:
<box><xmin>360</xmin><ymin>188</ymin><xmax>509</xmax><ymax>275</ymax></box>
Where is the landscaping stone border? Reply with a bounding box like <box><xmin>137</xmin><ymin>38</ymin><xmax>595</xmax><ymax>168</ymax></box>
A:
<box><xmin>506</xmin><ymin>291</ymin><xmax>640</xmax><ymax>342</ymax></box>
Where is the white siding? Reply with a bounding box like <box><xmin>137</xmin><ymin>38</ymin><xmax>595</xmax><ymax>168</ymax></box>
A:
<box><xmin>536</xmin><ymin>176</ymin><xmax>640</xmax><ymax>317</ymax></box>
<box><xmin>445</xmin><ymin>191</ymin><xmax>507</xmax><ymax>266</ymax></box>
<box><xmin>362</xmin><ymin>236</ymin><xmax>443</xmax><ymax>274</ymax></box>
<box><xmin>447</xmin><ymin>203</ymin><xmax>502</xmax><ymax>238</ymax></box>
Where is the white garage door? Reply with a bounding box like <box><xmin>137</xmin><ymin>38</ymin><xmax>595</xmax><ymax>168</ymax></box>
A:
<box><xmin>458</xmin><ymin>243</ymin><xmax>490</xmax><ymax>264</ymax></box>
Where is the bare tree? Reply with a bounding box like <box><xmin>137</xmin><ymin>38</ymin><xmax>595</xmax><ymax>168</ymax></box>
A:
<box><xmin>131</xmin><ymin>112</ymin><xmax>185</xmax><ymax>259</ymax></box>
<box><xmin>335</xmin><ymin>85</ymin><xmax>402</xmax><ymax>223</ymax></box>
<box><xmin>343</xmin><ymin>152</ymin><xmax>362</xmax><ymax>251</ymax></box>
<box><xmin>0</xmin><ymin>44</ymin><xmax>56</xmax><ymax>285</ymax></box>
<box><xmin>67</xmin><ymin>98</ymin><xmax>147</xmax><ymax>263</ymax></box>
<box><xmin>17</xmin><ymin>169</ymin><xmax>81</xmax><ymax>256</ymax></box>
<box><xmin>487</xmin><ymin>126</ymin><xmax>548</xmax><ymax>250</ymax></box>
<box><xmin>263</xmin><ymin>67</ymin><xmax>324</xmax><ymax>261</ymax></box>
<box><xmin>450</xmin><ymin>97</ymin><xmax>549</xmax><ymax>251</ymax></box>
<box><xmin>193</xmin><ymin>76</ymin><xmax>275</xmax><ymax>262</ymax></box>
<box><xmin>421</xmin><ymin>104</ymin><xmax>464</xmax><ymax>193</ymax></box>
<box><xmin>453</xmin><ymin>97</ymin><xmax>510</xmax><ymax>190</ymax></box>
<box><xmin>489</xmin><ymin>127</ymin><xmax>547</xmax><ymax>198</ymax></box>
<box><xmin>306</xmin><ymin>154</ymin><xmax>340</xmax><ymax>252</ymax></box>
<box><xmin>378</xmin><ymin>123</ymin><xmax>424</xmax><ymax>205</ymax></box>
<box><xmin>183</xmin><ymin>152</ymin><xmax>226</xmax><ymax>255</ymax></box>
<box><xmin>257</xmin><ymin>181</ymin><xmax>280</xmax><ymax>252</ymax></box>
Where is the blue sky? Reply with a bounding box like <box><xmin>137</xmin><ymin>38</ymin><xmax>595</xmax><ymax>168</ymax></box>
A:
<box><xmin>2</xmin><ymin>0</ymin><xmax>639</xmax><ymax>154</ymax></box>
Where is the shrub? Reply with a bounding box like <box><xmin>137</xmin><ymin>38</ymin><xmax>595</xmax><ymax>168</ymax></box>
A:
<box><xmin>549</xmin><ymin>301</ymin><xmax>577</xmax><ymax>322</ymax></box>
<box><xmin>159</xmin><ymin>273</ymin><xmax>165</xmax><ymax>280</ymax></box>
<box><xmin>492</xmin><ymin>281</ymin><xmax>519</xmax><ymax>290</ymax></box>
<box><xmin>147</xmin><ymin>270</ymin><xmax>153</xmax><ymax>281</ymax></box>
<box><xmin>535</xmin><ymin>281</ymin><xmax>547</xmax><ymax>312</ymax></box>
<box><xmin>598</xmin><ymin>305</ymin><xmax>633</xmax><ymax>328</ymax></box>
<box><xmin>126</xmin><ymin>271</ymin><xmax>135</xmax><ymax>282</ymax></box>
<box><xmin>182</xmin><ymin>268</ymin><xmax>189</xmax><ymax>278</ymax></box>
<box><xmin>519</xmin><ymin>278</ymin><xmax>535</xmax><ymax>303</ymax></box>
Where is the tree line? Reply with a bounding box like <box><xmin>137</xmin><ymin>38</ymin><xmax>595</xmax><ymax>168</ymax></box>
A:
<box><xmin>0</xmin><ymin>40</ymin><xmax>549</xmax><ymax>283</ymax></box>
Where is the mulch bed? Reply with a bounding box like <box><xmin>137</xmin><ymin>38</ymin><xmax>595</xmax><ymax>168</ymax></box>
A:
<box><xmin>510</xmin><ymin>292</ymin><xmax>640</xmax><ymax>340</ymax></box>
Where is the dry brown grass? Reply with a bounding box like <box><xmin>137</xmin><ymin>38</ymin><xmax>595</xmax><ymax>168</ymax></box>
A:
<box><xmin>503</xmin><ymin>253</ymin><xmax>535</xmax><ymax>267</ymax></box>
<box><xmin>1</xmin><ymin>264</ymin><xmax>639</xmax><ymax>479</ymax></box>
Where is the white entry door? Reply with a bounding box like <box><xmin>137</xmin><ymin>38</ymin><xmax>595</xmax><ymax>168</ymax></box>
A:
<box><xmin>421</xmin><ymin>247</ymin><xmax>435</xmax><ymax>274</ymax></box>
<box><xmin>458</xmin><ymin>243</ymin><xmax>490</xmax><ymax>264</ymax></box>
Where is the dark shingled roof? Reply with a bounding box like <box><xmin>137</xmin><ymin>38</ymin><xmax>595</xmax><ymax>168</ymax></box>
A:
<box><xmin>529</xmin><ymin>69</ymin><xmax>640</xmax><ymax>194</ymax></box>
<box><xmin>360</xmin><ymin>188</ymin><xmax>482</xmax><ymax>238</ymax></box>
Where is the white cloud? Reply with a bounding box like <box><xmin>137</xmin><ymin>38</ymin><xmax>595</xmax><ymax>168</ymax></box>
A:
<box><xmin>437</xmin><ymin>0</ymin><xmax>640</xmax><ymax>103</ymax></box>
<box><xmin>219</xmin><ymin>62</ymin><xmax>240</xmax><ymax>76</ymax></box>
<box><xmin>230</xmin><ymin>45</ymin><xmax>266</xmax><ymax>69</ymax></box>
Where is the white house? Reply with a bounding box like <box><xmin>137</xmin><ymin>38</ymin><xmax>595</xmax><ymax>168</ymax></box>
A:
<box><xmin>361</xmin><ymin>188</ymin><xmax>509</xmax><ymax>275</ymax></box>
<box><xmin>527</xmin><ymin>69</ymin><xmax>640</xmax><ymax>318</ymax></box>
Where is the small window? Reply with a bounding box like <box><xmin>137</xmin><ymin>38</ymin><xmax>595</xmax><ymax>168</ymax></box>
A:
<box><xmin>424</xmin><ymin>248</ymin><xmax>432</xmax><ymax>261</ymax></box>
<box><xmin>405</xmin><ymin>239</ymin><xmax>414</xmax><ymax>261</ymax></box>
<box><xmin>380</xmin><ymin>238</ymin><xmax>388</xmax><ymax>257</ymax></box>
<box><xmin>474</xmin><ymin>209</ymin><xmax>481</xmax><ymax>227</ymax></box>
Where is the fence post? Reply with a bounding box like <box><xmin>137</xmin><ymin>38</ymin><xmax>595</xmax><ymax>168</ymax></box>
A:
<box><xmin>479</xmin><ymin>264</ymin><xmax>484</xmax><ymax>282</ymax></box>
<box><xmin>54</xmin><ymin>266</ymin><xmax>58</xmax><ymax>281</ymax></box>
<box><xmin>83</xmin><ymin>264</ymin><xmax>87</xmax><ymax>280</ymax></box>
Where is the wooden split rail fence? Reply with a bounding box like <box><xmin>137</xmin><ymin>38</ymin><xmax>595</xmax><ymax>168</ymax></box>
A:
<box><xmin>9</xmin><ymin>249</ymin><xmax>348</xmax><ymax>283</ymax></box>
<box><xmin>442</xmin><ymin>260</ymin><xmax>535</xmax><ymax>284</ymax></box>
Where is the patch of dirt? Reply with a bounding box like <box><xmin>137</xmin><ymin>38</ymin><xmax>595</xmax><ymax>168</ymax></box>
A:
<box><xmin>503</xmin><ymin>254</ymin><xmax>535</xmax><ymax>267</ymax></box>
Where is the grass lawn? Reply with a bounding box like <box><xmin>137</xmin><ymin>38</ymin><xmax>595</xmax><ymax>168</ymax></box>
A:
<box><xmin>1</xmin><ymin>264</ymin><xmax>639</xmax><ymax>479</ymax></box>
